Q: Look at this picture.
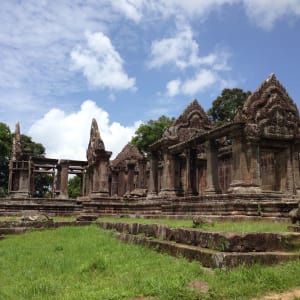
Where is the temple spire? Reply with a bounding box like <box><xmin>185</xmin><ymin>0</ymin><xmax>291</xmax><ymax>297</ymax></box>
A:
<box><xmin>12</xmin><ymin>121</ymin><xmax>22</xmax><ymax>161</ymax></box>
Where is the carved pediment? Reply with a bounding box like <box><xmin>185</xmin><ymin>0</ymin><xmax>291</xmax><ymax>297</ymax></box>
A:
<box><xmin>238</xmin><ymin>74</ymin><xmax>300</xmax><ymax>139</ymax></box>
<box><xmin>163</xmin><ymin>99</ymin><xmax>213</xmax><ymax>142</ymax></box>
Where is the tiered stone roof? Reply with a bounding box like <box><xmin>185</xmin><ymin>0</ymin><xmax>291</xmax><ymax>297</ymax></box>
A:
<box><xmin>112</xmin><ymin>143</ymin><xmax>144</xmax><ymax>168</ymax></box>
<box><xmin>236</xmin><ymin>74</ymin><xmax>300</xmax><ymax>139</ymax></box>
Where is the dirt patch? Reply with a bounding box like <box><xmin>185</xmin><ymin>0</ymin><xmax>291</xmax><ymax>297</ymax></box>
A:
<box><xmin>188</xmin><ymin>280</ymin><xmax>210</xmax><ymax>293</ymax></box>
<box><xmin>130</xmin><ymin>297</ymin><xmax>157</xmax><ymax>300</ymax></box>
<box><xmin>253</xmin><ymin>288</ymin><xmax>300</xmax><ymax>300</ymax></box>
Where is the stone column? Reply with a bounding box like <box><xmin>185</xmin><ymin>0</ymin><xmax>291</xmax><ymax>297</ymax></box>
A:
<box><xmin>229</xmin><ymin>134</ymin><xmax>261</xmax><ymax>194</ymax></box>
<box><xmin>292</xmin><ymin>144</ymin><xmax>300</xmax><ymax>194</ymax></box>
<box><xmin>280</xmin><ymin>147</ymin><xmax>292</xmax><ymax>193</ymax></box>
<box><xmin>91</xmin><ymin>152</ymin><xmax>111</xmax><ymax>198</ymax></box>
<box><xmin>184</xmin><ymin>148</ymin><xmax>193</xmax><ymax>196</ymax></box>
<box><xmin>58</xmin><ymin>160</ymin><xmax>69</xmax><ymax>199</ymax></box>
<box><xmin>127</xmin><ymin>162</ymin><xmax>135</xmax><ymax>193</ymax></box>
<box><xmin>159</xmin><ymin>151</ymin><xmax>177</xmax><ymax>197</ymax></box>
<box><xmin>138</xmin><ymin>158</ymin><xmax>147</xmax><ymax>189</ymax></box>
<box><xmin>110</xmin><ymin>171</ymin><xmax>119</xmax><ymax>196</ymax></box>
<box><xmin>147</xmin><ymin>151</ymin><xmax>159</xmax><ymax>198</ymax></box>
<box><xmin>18</xmin><ymin>163</ymin><xmax>30</xmax><ymax>197</ymax></box>
<box><xmin>205</xmin><ymin>140</ymin><xmax>221</xmax><ymax>194</ymax></box>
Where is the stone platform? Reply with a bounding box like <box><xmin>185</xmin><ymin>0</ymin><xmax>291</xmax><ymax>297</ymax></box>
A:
<box><xmin>0</xmin><ymin>198</ymin><xmax>82</xmax><ymax>216</ymax></box>
<box><xmin>98</xmin><ymin>221</ymin><xmax>300</xmax><ymax>269</ymax></box>
<box><xmin>79</xmin><ymin>193</ymin><xmax>298</xmax><ymax>220</ymax></box>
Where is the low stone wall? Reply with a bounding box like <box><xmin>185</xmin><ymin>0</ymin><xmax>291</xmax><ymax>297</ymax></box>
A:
<box><xmin>98</xmin><ymin>221</ymin><xmax>300</xmax><ymax>252</ymax></box>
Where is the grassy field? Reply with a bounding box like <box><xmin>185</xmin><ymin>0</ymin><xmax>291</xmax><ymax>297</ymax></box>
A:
<box><xmin>0</xmin><ymin>225</ymin><xmax>300</xmax><ymax>300</ymax></box>
<box><xmin>97</xmin><ymin>217</ymin><xmax>291</xmax><ymax>232</ymax></box>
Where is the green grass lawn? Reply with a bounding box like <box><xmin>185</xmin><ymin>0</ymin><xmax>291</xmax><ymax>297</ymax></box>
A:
<box><xmin>1</xmin><ymin>225</ymin><xmax>300</xmax><ymax>300</ymax></box>
<box><xmin>97</xmin><ymin>217</ymin><xmax>290</xmax><ymax>232</ymax></box>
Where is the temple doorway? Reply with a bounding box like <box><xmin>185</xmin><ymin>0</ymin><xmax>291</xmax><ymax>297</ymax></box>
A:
<box><xmin>260</xmin><ymin>148</ymin><xmax>287</xmax><ymax>192</ymax></box>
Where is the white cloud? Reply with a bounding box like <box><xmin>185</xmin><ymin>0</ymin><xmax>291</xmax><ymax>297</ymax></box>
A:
<box><xmin>71</xmin><ymin>31</ymin><xmax>136</xmax><ymax>91</ymax></box>
<box><xmin>28</xmin><ymin>100</ymin><xmax>141</xmax><ymax>160</ymax></box>
<box><xmin>181</xmin><ymin>69</ymin><xmax>218</xmax><ymax>95</ymax></box>
<box><xmin>166</xmin><ymin>69</ymin><xmax>220</xmax><ymax>97</ymax></box>
<box><xmin>153</xmin><ymin>0</ymin><xmax>239</xmax><ymax>19</ymax></box>
<box><xmin>148</xmin><ymin>22</ymin><xmax>199</xmax><ymax>69</ymax></box>
<box><xmin>148</xmin><ymin>21</ymin><xmax>231</xmax><ymax>71</ymax></box>
<box><xmin>166</xmin><ymin>79</ymin><xmax>181</xmax><ymax>97</ymax></box>
<box><xmin>243</xmin><ymin>0</ymin><xmax>300</xmax><ymax>30</ymax></box>
<box><xmin>110</xmin><ymin>0</ymin><xmax>145</xmax><ymax>22</ymax></box>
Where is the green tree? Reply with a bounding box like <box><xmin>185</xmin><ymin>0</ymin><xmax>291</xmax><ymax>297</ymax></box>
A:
<box><xmin>20</xmin><ymin>135</ymin><xmax>45</xmax><ymax>156</ymax></box>
<box><xmin>207</xmin><ymin>88</ymin><xmax>251</xmax><ymax>126</ymax></box>
<box><xmin>68</xmin><ymin>175</ymin><xmax>81</xmax><ymax>199</ymax></box>
<box><xmin>131</xmin><ymin>115</ymin><xmax>175</xmax><ymax>154</ymax></box>
<box><xmin>0</xmin><ymin>123</ymin><xmax>12</xmax><ymax>196</ymax></box>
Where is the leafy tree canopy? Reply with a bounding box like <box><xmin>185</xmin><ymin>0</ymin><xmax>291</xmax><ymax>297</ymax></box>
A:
<box><xmin>68</xmin><ymin>175</ymin><xmax>81</xmax><ymax>199</ymax></box>
<box><xmin>131</xmin><ymin>115</ymin><xmax>175</xmax><ymax>154</ymax></box>
<box><xmin>20</xmin><ymin>134</ymin><xmax>45</xmax><ymax>156</ymax></box>
<box><xmin>207</xmin><ymin>88</ymin><xmax>251</xmax><ymax>126</ymax></box>
<box><xmin>0</xmin><ymin>123</ymin><xmax>12</xmax><ymax>196</ymax></box>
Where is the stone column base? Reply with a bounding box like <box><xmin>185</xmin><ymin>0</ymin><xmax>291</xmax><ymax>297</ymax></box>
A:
<box><xmin>90</xmin><ymin>192</ymin><xmax>109</xmax><ymax>198</ymax></box>
<box><xmin>146</xmin><ymin>192</ymin><xmax>158</xmax><ymax>199</ymax></box>
<box><xmin>205</xmin><ymin>187</ymin><xmax>221</xmax><ymax>194</ymax></box>
<box><xmin>158</xmin><ymin>190</ymin><xmax>178</xmax><ymax>198</ymax></box>
<box><xmin>228</xmin><ymin>182</ymin><xmax>262</xmax><ymax>194</ymax></box>
<box><xmin>9</xmin><ymin>191</ymin><xmax>30</xmax><ymax>199</ymax></box>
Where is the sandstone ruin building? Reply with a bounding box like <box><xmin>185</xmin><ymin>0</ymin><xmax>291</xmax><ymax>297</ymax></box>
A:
<box><xmin>5</xmin><ymin>74</ymin><xmax>300</xmax><ymax>218</ymax></box>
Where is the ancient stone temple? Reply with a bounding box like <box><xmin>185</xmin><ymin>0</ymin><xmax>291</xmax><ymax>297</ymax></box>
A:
<box><xmin>109</xmin><ymin>143</ymin><xmax>147</xmax><ymax>197</ymax></box>
<box><xmin>7</xmin><ymin>74</ymin><xmax>300</xmax><ymax>206</ymax></box>
<box><xmin>147</xmin><ymin>74</ymin><xmax>300</xmax><ymax>198</ymax></box>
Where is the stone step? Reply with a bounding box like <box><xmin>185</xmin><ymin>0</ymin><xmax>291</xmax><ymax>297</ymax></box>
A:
<box><xmin>0</xmin><ymin>227</ymin><xmax>31</xmax><ymax>235</ymax></box>
<box><xmin>98</xmin><ymin>222</ymin><xmax>300</xmax><ymax>252</ymax></box>
<box><xmin>114</xmin><ymin>232</ymin><xmax>300</xmax><ymax>269</ymax></box>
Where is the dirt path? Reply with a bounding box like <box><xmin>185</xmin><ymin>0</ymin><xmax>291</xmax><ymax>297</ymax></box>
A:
<box><xmin>252</xmin><ymin>288</ymin><xmax>300</xmax><ymax>300</ymax></box>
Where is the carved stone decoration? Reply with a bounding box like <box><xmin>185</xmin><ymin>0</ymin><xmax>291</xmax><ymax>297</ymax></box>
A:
<box><xmin>237</xmin><ymin>74</ymin><xmax>300</xmax><ymax>140</ymax></box>
<box><xmin>163</xmin><ymin>99</ymin><xmax>213</xmax><ymax>143</ymax></box>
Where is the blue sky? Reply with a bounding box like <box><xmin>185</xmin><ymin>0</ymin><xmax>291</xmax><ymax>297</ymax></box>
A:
<box><xmin>0</xmin><ymin>0</ymin><xmax>300</xmax><ymax>160</ymax></box>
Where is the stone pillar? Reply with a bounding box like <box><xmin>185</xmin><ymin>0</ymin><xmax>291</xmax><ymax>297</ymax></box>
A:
<box><xmin>159</xmin><ymin>151</ymin><xmax>177</xmax><ymax>197</ymax></box>
<box><xmin>185</xmin><ymin>148</ymin><xmax>193</xmax><ymax>196</ymax></box>
<box><xmin>9</xmin><ymin>160</ymin><xmax>31</xmax><ymax>198</ymax></box>
<box><xmin>285</xmin><ymin>147</ymin><xmax>295</xmax><ymax>194</ymax></box>
<box><xmin>147</xmin><ymin>151</ymin><xmax>159</xmax><ymax>198</ymax></box>
<box><xmin>91</xmin><ymin>152</ymin><xmax>111</xmax><ymax>198</ymax></box>
<box><xmin>58</xmin><ymin>160</ymin><xmax>69</xmax><ymax>199</ymax></box>
<box><xmin>110</xmin><ymin>171</ymin><xmax>119</xmax><ymax>196</ymax></box>
<box><xmin>138</xmin><ymin>158</ymin><xmax>147</xmax><ymax>189</ymax></box>
<box><xmin>292</xmin><ymin>144</ymin><xmax>300</xmax><ymax>194</ymax></box>
<box><xmin>205</xmin><ymin>140</ymin><xmax>221</xmax><ymax>194</ymax></box>
<box><xmin>229</xmin><ymin>134</ymin><xmax>261</xmax><ymax>194</ymax></box>
<box><xmin>127</xmin><ymin>162</ymin><xmax>135</xmax><ymax>193</ymax></box>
